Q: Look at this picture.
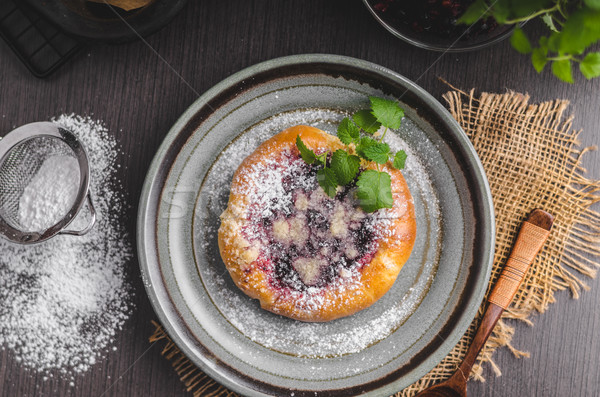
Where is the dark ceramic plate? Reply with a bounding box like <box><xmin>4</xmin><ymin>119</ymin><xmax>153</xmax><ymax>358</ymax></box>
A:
<box><xmin>22</xmin><ymin>0</ymin><xmax>188</xmax><ymax>42</ymax></box>
<box><xmin>137</xmin><ymin>54</ymin><xmax>495</xmax><ymax>396</ymax></box>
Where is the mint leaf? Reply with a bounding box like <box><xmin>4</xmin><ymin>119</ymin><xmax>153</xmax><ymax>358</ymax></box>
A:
<box><xmin>317</xmin><ymin>167</ymin><xmax>338</xmax><ymax>198</ymax></box>
<box><xmin>580</xmin><ymin>52</ymin><xmax>600</xmax><ymax>79</ymax></box>
<box><xmin>491</xmin><ymin>2</ymin><xmax>510</xmax><ymax>24</ymax></box>
<box><xmin>369</xmin><ymin>96</ymin><xmax>404</xmax><ymax>130</ymax></box>
<box><xmin>556</xmin><ymin>9</ymin><xmax>600</xmax><ymax>55</ymax></box>
<box><xmin>337</xmin><ymin>117</ymin><xmax>360</xmax><ymax>145</ymax></box>
<box><xmin>547</xmin><ymin>31</ymin><xmax>560</xmax><ymax>53</ymax></box>
<box><xmin>353</xmin><ymin>109</ymin><xmax>381</xmax><ymax>134</ymax></box>
<box><xmin>393</xmin><ymin>150</ymin><xmax>407</xmax><ymax>170</ymax></box>
<box><xmin>296</xmin><ymin>135</ymin><xmax>317</xmax><ymax>164</ymax></box>
<box><xmin>316</xmin><ymin>152</ymin><xmax>328</xmax><ymax>167</ymax></box>
<box><xmin>362</xmin><ymin>142</ymin><xmax>390</xmax><ymax>164</ymax></box>
<box><xmin>330</xmin><ymin>150</ymin><xmax>360</xmax><ymax>186</ymax></box>
<box><xmin>552</xmin><ymin>59</ymin><xmax>574</xmax><ymax>83</ymax></box>
<box><xmin>585</xmin><ymin>0</ymin><xmax>600</xmax><ymax>11</ymax></box>
<box><xmin>510</xmin><ymin>28</ymin><xmax>532</xmax><ymax>54</ymax></box>
<box><xmin>356</xmin><ymin>136</ymin><xmax>378</xmax><ymax>160</ymax></box>
<box><xmin>531</xmin><ymin>47</ymin><xmax>548</xmax><ymax>73</ymax></box>
<box><xmin>542</xmin><ymin>14</ymin><xmax>558</xmax><ymax>32</ymax></box>
<box><xmin>458</xmin><ymin>0</ymin><xmax>488</xmax><ymax>24</ymax></box>
<box><xmin>356</xmin><ymin>170</ymin><xmax>393</xmax><ymax>213</ymax></box>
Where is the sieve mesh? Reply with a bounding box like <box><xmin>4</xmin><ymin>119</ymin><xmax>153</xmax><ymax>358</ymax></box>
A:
<box><xmin>0</xmin><ymin>136</ymin><xmax>79</xmax><ymax>232</ymax></box>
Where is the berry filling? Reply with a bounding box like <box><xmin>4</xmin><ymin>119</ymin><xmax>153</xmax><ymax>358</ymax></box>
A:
<box><xmin>239</xmin><ymin>150</ymin><xmax>381</xmax><ymax>293</ymax></box>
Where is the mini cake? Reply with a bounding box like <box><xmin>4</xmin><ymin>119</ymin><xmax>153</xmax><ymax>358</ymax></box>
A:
<box><xmin>218</xmin><ymin>125</ymin><xmax>416</xmax><ymax>322</ymax></box>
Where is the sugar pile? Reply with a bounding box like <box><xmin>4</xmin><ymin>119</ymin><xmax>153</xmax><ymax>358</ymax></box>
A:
<box><xmin>0</xmin><ymin>115</ymin><xmax>132</xmax><ymax>377</ymax></box>
<box><xmin>18</xmin><ymin>155</ymin><xmax>80</xmax><ymax>231</ymax></box>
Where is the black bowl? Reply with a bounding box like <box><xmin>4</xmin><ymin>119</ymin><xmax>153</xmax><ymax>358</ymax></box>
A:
<box><xmin>363</xmin><ymin>0</ymin><xmax>514</xmax><ymax>52</ymax></box>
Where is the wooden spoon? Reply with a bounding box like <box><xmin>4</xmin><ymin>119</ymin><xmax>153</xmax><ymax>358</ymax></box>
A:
<box><xmin>414</xmin><ymin>209</ymin><xmax>554</xmax><ymax>397</ymax></box>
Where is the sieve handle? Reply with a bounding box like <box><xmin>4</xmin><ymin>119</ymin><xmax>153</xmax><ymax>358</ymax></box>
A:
<box><xmin>59</xmin><ymin>194</ymin><xmax>96</xmax><ymax>236</ymax></box>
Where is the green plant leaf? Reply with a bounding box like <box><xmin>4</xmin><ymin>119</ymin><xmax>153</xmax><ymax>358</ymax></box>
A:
<box><xmin>317</xmin><ymin>167</ymin><xmax>338</xmax><ymax>198</ymax></box>
<box><xmin>547</xmin><ymin>31</ymin><xmax>560</xmax><ymax>53</ymax></box>
<box><xmin>580</xmin><ymin>52</ymin><xmax>600</xmax><ymax>79</ymax></box>
<box><xmin>393</xmin><ymin>150</ymin><xmax>407</xmax><ymax>170</ymax></box>
<box><xmin>491</xmin><ymin>1</ymin><xmax>510</xmax><ymax>24</ymax></box>
<box><xmin>369</xmin><ymin>96</ymin><xmax>404</xmax><ymax>130</ymax></box>
<box><xmin>457</xmin><ymin>0</ymin><xmax>488</xmax><ymax>24</ymax></box>
<box><xmin>353</xmin><ymin>109</ymin><xmax>381</xmax><ymax>134</ymax></box>
<box><xmin>584</xmin><ymin>0</ymin><xmax>600</xmax><ymax>11</ymax></box>
<box><xmin>296</xmin><ymin>135</ymin><xmax>316</xmax><ymax>164</ymax></box>
<box><xmin>356</xmin><ymin>170</ymin><xmax>393</xmax><ymax>213</ymax></box>
<box><xmin>556</xmin><ymin>9</ymin><xmax>600</xmax><ymax>55</ymax></box>
<box><xmin>362</xmin><ymin>142</ymin><xmax>390</xmax><ymax>164</ymax></box>
<box><xmin>315</xmin><ymin>152</ymin><xmax>328</xmax><ymax>167</ymax></box>
<box><xmin>356</xmin><ymin>136</ymin><xmax>378</xmax><ymax>160</ymax></box>
<box><xmin>531</xmin><ymin>47</ymin><xmax>548</xmax><ymax>73</ymax></box>
<box><xmin>511</xmin><ymin>28</ymin><xmax>532</xmax><ymax>54</ymax></box>
<box><xmin>330</xmin><ymin>150</ymin><xmax>360</xmax><ymax>186</ymax></box>
<box><xmin>552</xmin><ymin>59</ymin><xmax>574</xmax><ymax>83</ymax></box>
<box><xmin>542</xmin><ymin>13</ymin><xmax>558</xmax><ymax>32</ymax></box>
<box><xmin>337</xmin><ymin>117</ymin><xmax>360</xmax><ymax>145</ymax></box>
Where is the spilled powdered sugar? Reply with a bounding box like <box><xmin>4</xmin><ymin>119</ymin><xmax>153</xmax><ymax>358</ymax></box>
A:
<box><xmin>195</xmin><ymin>108</ymin><xmax>440</xmax><ymax>359</ymax></box>
<box><xmin>0</xmin><ymin>115</ymin><xmax>132</xmax><ymax>377</ymax></box>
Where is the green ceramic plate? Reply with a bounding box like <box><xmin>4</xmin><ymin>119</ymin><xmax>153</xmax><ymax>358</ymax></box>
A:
<box><xmin>138</xmin><ymin>54</ymin><xmax>495</xmax><ymax>396</ymax></box>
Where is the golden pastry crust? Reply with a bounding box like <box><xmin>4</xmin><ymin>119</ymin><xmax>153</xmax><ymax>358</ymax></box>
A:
<box><xmin>218</xmin><ymin>125</ymin><xmax>416</xmax><ymax>322</ymax></box>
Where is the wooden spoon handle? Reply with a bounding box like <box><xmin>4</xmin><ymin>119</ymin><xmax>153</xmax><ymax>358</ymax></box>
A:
<box><xmin>488</xmin><ymin>210</ymin><xmax>553</xmax><ymax>309</ymax></box>
<box><xmin>455</xmin><ymin>209</ymin><xmax>554</xmax><ymax>380</ymax></box>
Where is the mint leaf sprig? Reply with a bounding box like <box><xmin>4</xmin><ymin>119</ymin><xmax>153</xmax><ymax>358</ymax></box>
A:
<box><xmin>459</xmin><ymin>0</ymin><xmax>600</xmax><ymax>83</ymax></box>
<box><xmin>296</xmin><ymin>96</ymin><xmax>408</xmax><ymax>213</ymax></box>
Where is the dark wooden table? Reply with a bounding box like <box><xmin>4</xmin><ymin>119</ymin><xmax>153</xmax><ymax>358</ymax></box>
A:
<box><xmin>1</xmin><ymin>1</ymin><xmax>599</xmax><ymax>396</ymax></box>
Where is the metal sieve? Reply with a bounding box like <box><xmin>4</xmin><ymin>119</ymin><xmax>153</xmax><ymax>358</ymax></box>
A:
<box><xmin>0</xmin><ymin>121</ymin><xmax>96</xmax><ymax>244</ymax></box>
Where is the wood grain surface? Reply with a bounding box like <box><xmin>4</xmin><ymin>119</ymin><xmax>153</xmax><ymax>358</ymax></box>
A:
<box><xmin>1</xmin><ymin>1</ymin><xmax>599</xmax><ymax>396</ymax></box>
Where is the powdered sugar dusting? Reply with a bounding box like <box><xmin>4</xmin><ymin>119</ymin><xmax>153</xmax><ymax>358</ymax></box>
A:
<box><xmin>231</xmin><ymin>145</ymin><xmax>384</xmax><ymax>294</ymax></box>
<box><xmin>206</xmin><ymin>265</ymin><xmax>423</xmax><ymax>358</ymax></box>
<box><xmin>385</xmin><ymin>118</ymin><xmax>441</xmax><ymax>225</ymax></box>
<box><xmin>195</xmin><ymin>108</ymin><xmax>440</xmax><ymax>359</ymax></box>
<box><xmin>234</xmin><ymin>149</ymin><xmax>316</xmax><ymax>219</ymax></box>
<box><xmin>0</xmin><ymin>115</ymin><xmax>132</xmax><ymax>378</ymax></box>
<box><xmin>18</xmin><ymin>155</ymin><xmax>80</xmax><ymax>231</ymax></box>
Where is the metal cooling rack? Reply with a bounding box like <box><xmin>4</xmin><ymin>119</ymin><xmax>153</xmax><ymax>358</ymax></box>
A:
<box><xmin>0</xmin><ymin>0</ymin><xmax>84</xmax><ymax>78</ymax></box>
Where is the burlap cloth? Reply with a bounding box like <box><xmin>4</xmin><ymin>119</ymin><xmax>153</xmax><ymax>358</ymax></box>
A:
<box><xmin>149</xmin><ymin>89</ymin><xmax>600</xmax><ymax>397</ymax></box>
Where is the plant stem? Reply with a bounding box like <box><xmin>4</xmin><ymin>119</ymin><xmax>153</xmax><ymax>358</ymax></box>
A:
<box><xmin>503</xmin><ymin>5</ymin><xmax>560</xmax><ymax>24</ymax></box>
<box><xmin>547</xmin><ymin>54</ymin><xmax>580</xmax><ymax>62</ymax></box>
<box><xmin>380</xmin><ymin>127</ymin><xmax>389</xmax><ymax>141</ymax></box>
<box><xmin>552</xmin><ymin>15</ymin><xmax>564</xmax><ymax>28</ymax></box>
<box><xmin>556</xmin><ymin>1</ymin><xmax>567</xmax><ymax>19</ymax></box>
